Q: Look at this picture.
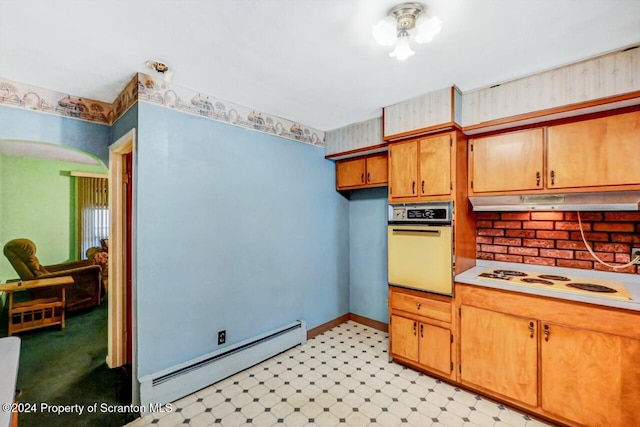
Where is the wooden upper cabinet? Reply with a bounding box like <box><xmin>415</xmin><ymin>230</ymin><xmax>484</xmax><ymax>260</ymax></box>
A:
<box><xmin>460</xmin><ymin>305</ymin><xmax>538</xmax><ymax>407</ymax></box>
<box><xmin>547</xmin><ymin>110</ymin><xmax>640</xmax><ymax>189</ymax></box>
<box><xmin>335</xmin><ymin>153</ymin><xmax>387</xmax><ymax>190</ymax></box>
<box><xmin>389</xmin><ymin>140</ymin><xmax>418</xmax><ymax>198</ymax></box>
<box><xmin>469</xmin><ymin>128</ymin><xmax>544</xmax><ymax>194</ymax></box>
<box><xmin>419</xmin><ymin>134</ymin><xmax>452</xmax><ymax>196</ymax></box>
<box><xmin>389</xmin><ymin>133</ymin><xmax>454</xmax><ymax>202</ymax></box>
<box><xmin>365</xmin><ymin>153</ymin><xmax>388</xmax><ymax>185</ymax></box>
<box><xmin>540</xmin><ymin>323</ymin><xmax>640</xmax><ymax>427</ymax></box>
<box><xmin>336</xmin><ymin>158</ymin><xmax>365</xmax><ymax>188</ymax></box>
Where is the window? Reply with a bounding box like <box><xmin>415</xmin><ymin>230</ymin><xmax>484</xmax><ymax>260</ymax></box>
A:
<box><xmin>76</xmin><ymin>176</ymin><xmax>109</xmax><ymax>258</ymax></box>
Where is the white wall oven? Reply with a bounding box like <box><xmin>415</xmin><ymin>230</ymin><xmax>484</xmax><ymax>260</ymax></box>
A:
<box><xmin>388</xmin><ymin>202</ymin><xmax>453</xmax><ymax>295</ymax></box>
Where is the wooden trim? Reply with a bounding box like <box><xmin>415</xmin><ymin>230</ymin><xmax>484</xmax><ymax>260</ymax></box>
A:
<box><xmin>107</xmin><ymin>129</ymin><xmax>135</xmax><ymax>370</ymax></box>
<box><xmin>70</xmin><ymin>171</ymin><xmax>108</xmax><ymax>178</ymax></box>
<box><xmin>307</xmin><ymin>314</ymin><xmax>349</xmax><ymax>339</ymax></box>
<box><xmin>348</xmin><ymin>313</ymin><xmax>388</xmax><ymax>332</ymax></box>
<box><xmin>383</xmin><ymin>122</ymin><xmax>459</xmax><ymax>143</ymax></box>
<box><xmin>325</xmin><ymin>143</ymin><xmax>388</xmax><ymax>160</ymax></box>
<box><xmin>306</xmin><ymin>313</ymin><xmax>389</xmax><ymax>339</ymax></box>
<box><xmin>463</xmin><ymin>91</ymin><xmax>640</xmax><ymax>135</ymax></box>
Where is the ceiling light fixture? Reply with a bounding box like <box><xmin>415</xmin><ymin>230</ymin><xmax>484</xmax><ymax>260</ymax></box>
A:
<box><xmin>146</xmin><ymin>60</ymin><xmax>173</xmax><ymax>88</ymax></box>
<box><xmin>372</xmin><ymin>2</ymin><xmax>442</xmax><ymax>61</ymax></box>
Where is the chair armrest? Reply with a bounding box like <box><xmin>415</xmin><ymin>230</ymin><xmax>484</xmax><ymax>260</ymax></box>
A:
<box><xmin>39</xmin><ymin>265</ymin><xmax>102</xmax><ymax>278</ymax></box>
<box><xmin>45</xmin><ymin>260</ymin><xmax>93</xmax><ymax>272</ymax></box>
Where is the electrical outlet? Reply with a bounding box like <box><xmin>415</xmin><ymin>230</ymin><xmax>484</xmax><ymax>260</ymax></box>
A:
<box><xmin>218</xmin><ymin>330</ymin><xmax>226</xmax><ymax>345</ymax></box>
<box><xmin>632</xmin><ymin>247</ymin><xmax>640</xmax><ymax>265</ymax></box>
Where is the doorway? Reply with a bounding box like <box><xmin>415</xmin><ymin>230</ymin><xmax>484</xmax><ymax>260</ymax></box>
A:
<box><xmin>107</xmin><ymin>129</ymin><xmax>138</xmax><ymax>402</ymax></box>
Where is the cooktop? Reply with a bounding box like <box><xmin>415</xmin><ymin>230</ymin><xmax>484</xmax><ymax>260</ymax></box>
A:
<box><xmin>476</xmin><ymin>268</ymin><xmax>631</xmax><ymax>300</ymax></box>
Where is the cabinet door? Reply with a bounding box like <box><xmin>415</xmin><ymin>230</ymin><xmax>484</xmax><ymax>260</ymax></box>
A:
<box><xmin>390</xmin><ymin>315</ymin><xmax>419</xmax><ymax>361</ymax></box>
<box><xmin>470</xmin><ymin>128</ymin><xmax>544</xmax><ymax>193</ymax></box>
<box><xmin>547</xmin><ymin>111</ymin><xmax>640</xmax><ymax>189</ymax></box>
<box><xmin>365</xmin><ymin>154</ymin><xmax>388</xmax><ymax>185</ymax></box>
<box><xmin>460</xmin><ymin>305</ymin><xmax>538</xmax><ymax>407</ymax></box>
<box><xmin>541</xmin><ymin>323</ymin><xmax>640</xmax><ymax>426</ymax></box>
<box><xmin>336</xmin><ymin>158</ymin><xmax>366</xmax><ymax>189</ymax></box>
<box><xmin>419</xmin><ymin>323</ymin><xmax>451</xmax><ymax>375</ymax></box>
<box><xmin>419</xmin><ymin>134</ymin><xmax>452</xmax><ymax>196</ymax></box>
<box><xmin>389</xmin><ymin>140</ymin><xmax>418</xmax><ymax>199</ymax></box>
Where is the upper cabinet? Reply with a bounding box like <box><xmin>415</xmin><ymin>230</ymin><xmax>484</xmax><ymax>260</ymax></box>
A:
<box><xmin>469</xmin><ymin>128</ymin><xmax>544</xmax><ymax>194</ymax></box>
<box><xmin>384</xmin><ymin>86</ymin><xmax>462</xmax><ymax>141</ymax></box>
<box><xmin>389</xmin><ymin>132</ymin><xmax>461</xmax><ymax>202</ymax></box>
<box><xmin>325</xmin><ymin>117</ymin><xmax>384</xmax><ymax>157</ymax></box>
<box><xmin>469</xmin><ymin>109</ymin><xmax>640</xmax><ymax>195</ymax></box>
<box><xmin>547</xmin><ymin>110</ymin><xmax>640</xmax><ymax>189</ymax></box>
<box><xmin>336</xmin><ymin>153</ymin><xmax>387</xmax><ymax>190</ymax></box>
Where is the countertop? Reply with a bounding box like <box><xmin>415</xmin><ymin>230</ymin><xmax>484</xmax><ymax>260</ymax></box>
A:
<box><xmin>0</xmin><ymin>337</ymin><xmax>20</xmax><ymax>427</ymax></box>
<box><xmin>455</xmin><ymin>260</ymin><xmax>640</xmax><ymax>312</ymax></box>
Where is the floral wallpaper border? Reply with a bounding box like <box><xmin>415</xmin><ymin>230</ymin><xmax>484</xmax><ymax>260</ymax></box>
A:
<box><xmin>0</xmin><ymin>74</ymin><xmax>326</xmax><ymax>147</ymax></box>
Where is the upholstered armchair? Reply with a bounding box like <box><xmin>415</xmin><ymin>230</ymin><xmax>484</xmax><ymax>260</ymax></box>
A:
<box><xmin>3</xmin><ymin>238</ymin><xmax>102</xmax><ymax>312</ymax></box>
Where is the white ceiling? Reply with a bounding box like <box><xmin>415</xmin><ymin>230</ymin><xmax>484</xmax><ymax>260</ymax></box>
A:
<box><xmin>0</xmin><ymin>0</ymin><xmax>639</xmax><ymax>131</ymax></box>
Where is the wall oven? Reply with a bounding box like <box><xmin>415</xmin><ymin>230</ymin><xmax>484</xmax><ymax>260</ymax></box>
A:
<box><xmin>388</xmin><ymin>202</ymin><xmax>453</xmax><ymax>295</ymax></box>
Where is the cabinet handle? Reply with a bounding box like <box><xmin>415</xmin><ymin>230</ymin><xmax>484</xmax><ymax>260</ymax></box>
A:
<box><xmin>361</xmin><ymin>173</ymin><xmax>364</xmax><ymax>183</ymax></box>
<box><xmin>416</xmin><ymin>302</ymin><xmax>421</xmax><ymax>310</ymax></box>
<box><xmin>529</xmin><ymin>321</ymin><xmax>534</xmax><ymax>338</ymax></box>
<box><xmin>413</xmin><ymin>322</ymin><xmax>417</xmax><ymax>335</ymax></box>
<box><xmin>550</xmin><ymin>170</ymin><xmax>555</xmax><ymax>186</ymax></box>
<box><xmin>420</xmin><ymin>323</ymin><xmax>424</xmax><ymax>338</ymax></box>
<box><xmin>536</xmin><ymin>172</ymin><xmax>540</xmax><ymax>187</ymax></box>
<box><xmin>544</xmin><ymin>324</ymin><xmax>550</xmax><ymax>342</ymax></box>
<box><xmin>412</xmin><ymin>181</ymin><xmax>416</xmax><ymax>194</ymax></box>
<box><xmin>367</xmin><ymin>172</ymin><xmax>370</xmax><ymax>183</ymax></box>
<box><xmin>421</xmin><ymin>180</ymin><xmax>425</xmax><ymax>194</ymax></box>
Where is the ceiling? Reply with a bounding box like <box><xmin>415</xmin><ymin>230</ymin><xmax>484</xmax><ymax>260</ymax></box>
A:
<box><xmin>1</xmin><ymin>1</ymin><xmax>639</xmax><ymax>132</ymax></box>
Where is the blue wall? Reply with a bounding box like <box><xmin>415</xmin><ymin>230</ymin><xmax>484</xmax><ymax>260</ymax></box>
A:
<box><xmin>0</xmin><ymin>106</ymin><xmax>111</xmax><ymax>165</ymax></box>
<box><xmin>348</xmin><ymin>188</ymin><xmax>388</xmax><ymax>323</ymax></box>
<box><xmin>134</xmin><ymin>103</ymin><xmax>350</xmax><ymax>376</ymax></box>
<box><xmin>111</xmin><ymin>104</ymin><xmax>138</xmax><ymax>144</ymax></box>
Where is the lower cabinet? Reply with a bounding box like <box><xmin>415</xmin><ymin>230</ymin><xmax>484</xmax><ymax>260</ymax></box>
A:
<box><xmin>459</xmin><ymin>305</ymin><xmax>538</xmax><ymax>407</ymax></box>
<box><xmin>457</xmin><ymin>283</ymin><xmax>640</xmax><ymax>427</ymax></box>
<box><xmin>540</xmin><ymin>323</ymin><xmax>640</xmax><ymax>426</ymax></box>
<box><xmin>389</xmin><ymin>286</ymin><xmax>454</xmax><ymax>379</ymax></box>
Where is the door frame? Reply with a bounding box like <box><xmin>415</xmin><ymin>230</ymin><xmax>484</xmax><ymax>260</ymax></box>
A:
<box><xmin>106</xmin><ymin>129</ymin><xmax>138</xmax><ymax>401</ymax></box>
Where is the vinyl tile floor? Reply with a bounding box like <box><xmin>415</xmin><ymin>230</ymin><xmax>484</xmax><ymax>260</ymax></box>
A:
<box><xmin>125</xmin><ymin>321</ymin><xmax>552</xmax><ymax>427</ymax></box>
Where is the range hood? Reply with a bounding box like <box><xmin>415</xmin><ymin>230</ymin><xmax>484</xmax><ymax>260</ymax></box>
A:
<box><xmin>469</xmin><ymin>191</ymin><xmax>640</xmax><ymax>212</ymax></box>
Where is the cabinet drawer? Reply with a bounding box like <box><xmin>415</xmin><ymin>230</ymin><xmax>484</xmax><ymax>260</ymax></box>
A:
<box><xmin>390</xmin><ymin>290</ymin><xmax>451</xmax><ymax>323</ymax></box>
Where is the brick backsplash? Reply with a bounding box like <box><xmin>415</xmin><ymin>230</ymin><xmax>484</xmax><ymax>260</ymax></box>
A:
<box><xmin>476</xmin><ymin>211</ymin><xmax>640</xmax><ymax>274</ymax></box>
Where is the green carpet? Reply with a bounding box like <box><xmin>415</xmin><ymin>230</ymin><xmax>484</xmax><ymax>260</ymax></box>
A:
<box><xmin>2</xmin><ymin>301</ymin><xmax>136</xmax><ymax>427</ymax></box>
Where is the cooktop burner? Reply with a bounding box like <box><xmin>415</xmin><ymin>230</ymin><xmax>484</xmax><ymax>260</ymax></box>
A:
<box><xmin>521</xmin><ymin>278</ymin><xmax>554</xmax><ymax>285</ymax></box>
<box><xmin>538</xmin><ymin>274</ymin><xmax>570</xmax><ymax>281</ymax></box>
<box><xmin>493</xmin><ymin>270</ymin><xmax>527</xmax><ymax>277</ymax></box>
<box><xmin>567</xmin><ymin>283</ymin><xmax>618</xmax><ymax>293</ymax></box>
<box><xmin>478</xmin><ymin>272</ymin><xmax>512</xmax><ymax>280</ymax></box>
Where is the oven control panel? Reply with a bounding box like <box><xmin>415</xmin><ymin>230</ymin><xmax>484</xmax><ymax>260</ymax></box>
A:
<box><xmin>389</xmin><ymin>202</ymin><xmax>452</xmax><ymax>224</ymax></box>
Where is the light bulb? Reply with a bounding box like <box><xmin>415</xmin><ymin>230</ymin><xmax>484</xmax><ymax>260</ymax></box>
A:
<box><xmin>389</xmin><ymin>31</ymin><xmax>414</xmax><ymax>60</ymax></box>
<box><xmin>414</xmin><ymin>15</ymin><xmax>442</xmax><ymax>44</ymax></box>
<box><xmin>372</xmin><ymin>15</ymin><xmax>397</xmax><ymax>46</ymax></box>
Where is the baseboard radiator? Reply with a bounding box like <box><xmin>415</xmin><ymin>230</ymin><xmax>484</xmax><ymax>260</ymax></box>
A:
<box><xmin>139</xmin><ymin>320</ymin><xmax>306</xmax><ymax>410</ymax></box>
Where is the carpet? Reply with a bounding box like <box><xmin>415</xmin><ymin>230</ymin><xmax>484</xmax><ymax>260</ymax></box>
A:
<box><xmin>3</xmin><ymin>300</ymin><xmax>136</xmax><ymax>427</ymax></box>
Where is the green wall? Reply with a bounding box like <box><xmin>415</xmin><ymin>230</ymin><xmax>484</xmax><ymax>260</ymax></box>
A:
<box><xmin>0</xmin><ymin>155</ymin><xmax>107</xmax><ymax>284</ymax></box>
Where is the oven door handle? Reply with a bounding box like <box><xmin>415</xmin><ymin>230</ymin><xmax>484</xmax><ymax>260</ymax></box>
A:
<box><xmin>392</xmin><ymin>228</ymin><xmax>441</xmax><ymax>234</ymax></box>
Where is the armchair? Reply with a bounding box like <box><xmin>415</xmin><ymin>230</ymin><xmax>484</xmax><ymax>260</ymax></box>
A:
<box><xmin>3</xmin><ymin>238</ymin><xmax>102</xmax><ymax>312</ymax></box>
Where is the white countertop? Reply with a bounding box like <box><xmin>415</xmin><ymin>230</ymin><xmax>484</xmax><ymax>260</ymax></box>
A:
<box><xmin>455</xmin><ymin>260</ymin><xmax>640</xmax><ymax>312</ymax></box>
<box><xmin>0</xmin><ymin>337</ymin><xmax>20</xmax><ymax>427</ymax></box>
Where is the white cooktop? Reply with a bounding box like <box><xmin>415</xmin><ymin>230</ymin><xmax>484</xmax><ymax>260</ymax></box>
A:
<box><xmin>455</xmin><ymin>260</ymin><xmax>640</xmax><ymax>311</ymax></box>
